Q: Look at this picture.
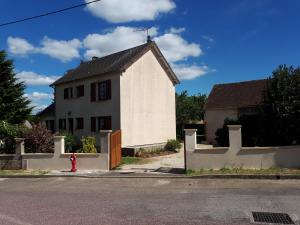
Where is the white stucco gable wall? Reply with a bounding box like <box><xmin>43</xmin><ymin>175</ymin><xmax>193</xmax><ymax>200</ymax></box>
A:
<box><xmin>120</xmin><ymin>49</ymin><xmax>176</xmax><ymax>148</ymax></box>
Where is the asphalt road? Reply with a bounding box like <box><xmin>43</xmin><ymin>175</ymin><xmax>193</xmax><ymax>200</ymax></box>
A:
<box><xmin>0</xmin><ymin>178</ymin><xmax>300</xmax><ymax>225</ymax></box>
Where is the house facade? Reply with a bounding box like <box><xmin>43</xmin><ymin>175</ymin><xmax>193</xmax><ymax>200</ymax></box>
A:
<box><xmin>38</xmin><ymin>41</ymin><xmax>179</xmax><ymax>149</ymax></box>
<box><xmin>204</xmin><ymin>79</ymin><xmax>267</xmax><ymax>144</ymax></box>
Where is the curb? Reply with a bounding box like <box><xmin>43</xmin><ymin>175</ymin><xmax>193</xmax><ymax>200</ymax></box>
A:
<box><xmin>1</xmin><ymin>174</ymin><xmax>300</xmax><ymax>179</ymax></box>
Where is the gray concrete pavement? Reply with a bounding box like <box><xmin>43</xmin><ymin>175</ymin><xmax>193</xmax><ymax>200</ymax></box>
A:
<box><xmin>0</xmin><ymin>178</ymin><xmax>300</xmax><ymax>225</ymax></box>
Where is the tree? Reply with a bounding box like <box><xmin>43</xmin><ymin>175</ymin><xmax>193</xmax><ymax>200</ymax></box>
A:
<box><xmin>260</xmin><ymin>64</ymin><xmax>300</xmax><ymax>145</ymax></box>
<box><xmin>0</xmin><ymin>50</ymin><xmax>32</xmax><ymax>124</ymax></box>
<box><xmin>176</xmin><ymin>91</ymin><xmax>207</xmax><ymax>139</ymax></box>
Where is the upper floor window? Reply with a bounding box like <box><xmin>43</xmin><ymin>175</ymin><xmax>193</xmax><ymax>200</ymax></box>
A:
<box><xmin>76</xmin><ymin>85</ymin><xmax>84</xmax><ymax>98</ymax></box>
<box><xmin>64</xmin><ymin>87</ymin><xmax>73</xmax><ymax>99</ymax></box>
<box><xmin>90</xmin><ymin>80</ymin><xmax>111</xmax><ymax>102</ymax></box>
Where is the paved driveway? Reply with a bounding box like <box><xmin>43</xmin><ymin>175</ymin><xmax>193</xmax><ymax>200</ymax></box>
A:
<box><xmin>1</xmin><ymin>178</ymin><xmax>300</xmax><ymax>225</ymax></box>
<box><xmin>120</xmin><ymin>146</ymin><xmax>184</xmax><ymax>173</ymax></box>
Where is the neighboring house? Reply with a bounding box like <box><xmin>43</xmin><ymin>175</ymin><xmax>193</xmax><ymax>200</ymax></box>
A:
<box><xmin>204</xmin><ymin>79</ymin><xmax>267</xmax><ymax>144</ymax></box>
<box><xmin>38</xmin><ymin>41</ymin><xmax>180</xmax><ymax>149</ymax></box>
<box><xmin>37</xmin><ymin>103</ymin><xmax>55</xmax><ymax>132</ymax></box>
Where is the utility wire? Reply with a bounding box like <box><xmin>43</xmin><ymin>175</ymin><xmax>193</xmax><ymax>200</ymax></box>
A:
<box><xmin>0</xmin><ymin>0</ymin><xmax>102</xmax><ymax>27</ymax></box>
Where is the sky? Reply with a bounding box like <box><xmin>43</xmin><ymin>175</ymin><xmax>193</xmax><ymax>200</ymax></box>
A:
<box><xmin>1</xmin><ymin>0</ymin><xmax>300</xmax><ymax>113</ymax></box>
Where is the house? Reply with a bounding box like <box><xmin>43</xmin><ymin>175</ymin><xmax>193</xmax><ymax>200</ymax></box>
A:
<box><xmin>204</xmin><ymin>79</ymin><xmax>267</xmax><ymax>144</ymax></box>
<box><xmin>38</xmin><ymin>41</ymin><xmax>180</xmax><ymax>150</ymax></box>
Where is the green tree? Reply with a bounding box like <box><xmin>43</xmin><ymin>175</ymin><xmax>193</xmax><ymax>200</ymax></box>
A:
<box><xmin>0</xmin><ymin>50</ymin><xmax>32</xmax><ymax>124</ymax></box>
<box><xmin>176</xmin><ymin>91</ymin><xmax>207</xmax><ymax>139</ymax></box>
<box><xmin>260</xmin><ymin>64</ymin><xmax>300</xmax><ymax>145</ymax></box>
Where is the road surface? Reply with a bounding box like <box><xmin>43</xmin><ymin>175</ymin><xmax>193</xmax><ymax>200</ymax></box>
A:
<box><xmin>0</xmin><ymin>177</ymin><xmax>300</xmax><ymax>225</ymax></box>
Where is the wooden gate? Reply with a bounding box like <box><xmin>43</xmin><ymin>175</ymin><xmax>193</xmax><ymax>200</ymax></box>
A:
<box><xmin>110</xmin><ymin>130</ymin><xmax>122</xmax><ymax>169</ymax></box>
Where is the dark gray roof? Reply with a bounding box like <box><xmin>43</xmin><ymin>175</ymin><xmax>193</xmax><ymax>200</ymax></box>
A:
<box><xmin>52</xmin><ymin>41</ymin><xmax>179</xmax><ymax>86</ymax></box>
<box><xmin>36</xmin><ymin>103</ymin><xmax>55</xmax><ymax>117</ymax></box>
<box><xmin>205</xmin><ymin>79</ymin><xmax>267</xmax><ymax>109</ymax></box>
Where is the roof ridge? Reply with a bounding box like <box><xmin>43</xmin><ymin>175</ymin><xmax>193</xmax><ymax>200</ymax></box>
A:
<box><xmin>214</xmin><ymin>78</ymin><xmax>267</xmax><ymax>87</ymax></box>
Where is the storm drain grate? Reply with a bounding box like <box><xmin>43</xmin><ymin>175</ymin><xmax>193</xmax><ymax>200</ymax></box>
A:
<box><xmin>252</xmin><ymin>212</ymin><xmax>294</xmax><ymax>224</ymax></box>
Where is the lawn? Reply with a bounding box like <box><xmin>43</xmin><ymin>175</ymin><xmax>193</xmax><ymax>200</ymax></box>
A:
<box><xmin>187</xmin><ymin>167</ymin><xmax>300</xmax><ymax>176</ymax></box>
<box><xmin>0</xmin><ymin>169</ymin><xmax>48</xmax><ymax>176</ymax></box>
<box><xmin>121</xmin><ymin>157</ymin><xmax>152</xmax><ymax>165</ymax></box>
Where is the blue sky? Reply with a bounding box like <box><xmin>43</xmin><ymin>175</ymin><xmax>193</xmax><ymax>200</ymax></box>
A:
<box><xmin>1</xmin><ymin>0</ymin><xmax>300</xmax><ymax>113</ymax></box>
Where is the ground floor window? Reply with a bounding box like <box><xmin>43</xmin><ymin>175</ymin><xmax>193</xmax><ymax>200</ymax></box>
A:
<box><xmin>91</xmin><ymin>116</ymin><xmax>111</xmax><ymax>132</ymax></box>
<box><xmin>58</xmin><ymin>119</ymin><xmax>66</xmax><ymax>130</ymax></box>
<box><xmin>45</xmin><ymin>120</ymin><xmax>55</xmax><ymax>132</ymax></box>
<box><xmin>76</xmin><ymin>118</ymin><xmax>84</xmax><ymax>129</ymax></box>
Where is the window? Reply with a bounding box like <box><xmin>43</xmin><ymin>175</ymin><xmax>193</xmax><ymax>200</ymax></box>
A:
<box><xmin>91</xmin><ymin>117</ymin><xmax>96</xmax><ymax>132</ymax></box>
<box><xmin>90</xmin><ymin>116</ymin><xmax>111</xmax><ymax>132</ymax></box>
<box><xmin>76</xmin><ymin>118</ymin><xmax>84</xmax><ymax>129</ymax></box>
<box><xmin>45</xmin><ymin>120</ymin><xmax>55</xmax><ymax>132</ymax></box>
<box><xmin>91</xmin><ymin>80</ymin><xmax>111</xmax><ymax>102</ymax></box>
<box><xmin>90</xmin><ymin>83</ymin><xmax>96</xmax><ymax>102</ymax></box>
<box><xmin>58</xmin><ymin>119</ymin><xmax>66</xmax><ymax>130</ymax></box>
<box><xmin>64</xmin><ymin>87</ymin><xmax>73</xmax><ymax>99</ymax></box>
<box><xmin>76</xmin><ymin>85</ymin><xmax>84</xmax><ymax>98</ymax></box>
<box><xmin>68</xmin><ymin>118</ymin><xmax>74</xmax><ymax>134</ymax></box>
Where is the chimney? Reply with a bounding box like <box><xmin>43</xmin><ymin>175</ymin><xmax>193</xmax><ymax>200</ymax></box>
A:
<box><xmin>147</xmin><ymin>35</ymin><xmax>151</xmax><ymax>43</ymax></box>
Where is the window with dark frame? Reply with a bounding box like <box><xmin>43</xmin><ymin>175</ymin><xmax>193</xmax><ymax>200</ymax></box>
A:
<box><xmin>76</xmin><ymin>118</ymin><xmax>84</xmax><ymax>129</ymax></box>
<box><xmin>46</xmin><ymin>120</ymin><xmax>55</xmax><ymax>132</ymax></box>
<box><xmin>64</xmin><ymin>87</ymin><xmax>73</xmax><ymax>99</ymax></box>
<box><xmin>90</xmin><ymin>83</ymin><xmax>96</xmax><ymax>102</ymax></box>
<box><xmin>68</xmin><ymin>118</ymin><xmax>74</xmax><ymax>134</ymax></box>
<box><xmin>90</xmin><ymin>116</ymin><xmax>111</xmax><ymax>132</ymax></box>
<box><xmin>90</xmin><ymin>80</ymin><xmax>111</xmax><ymax>102</ymax></box>
<box><xmin>58</xmin><ymin>119</ymin><xmax>66</xmax><ymax>130</ymax></box>
<box><xmin>76</xmin><ymin>85</ymin><xmax>84</xmax><ymax>98</ymax></box>
<box><xmin>91</xmin><ymin>117</ymin><xmax>96</xmax><ymax>132</ymax></box>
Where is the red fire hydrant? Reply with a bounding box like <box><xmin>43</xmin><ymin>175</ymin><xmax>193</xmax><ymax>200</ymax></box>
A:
<box><xmin>70</xmin><ymin>153</ymin><xmax>77</xmax><ymax>172</ymax></box>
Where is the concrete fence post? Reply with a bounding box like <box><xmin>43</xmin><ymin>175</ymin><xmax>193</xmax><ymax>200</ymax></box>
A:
<box><xmin>54</xmin><ymin>136</ymin><xmax>65</xmax><ymax>156</ymax></box>
<box><xmin>15</xmin><ymin>138</ymin><xmax>25</xmax><ymax>157</ymax></box>
<box><xmin>184</xmin><ymin>129</ymin><xmax>197</xmax><ymax>151</ymax></box>
<box><xmin>100</xmin><ymin>130</ymin><xmax>112</xmax><ymax>154</ymax></box>
<box><xmin>227</xmin><ymin>125</ymin><xmax>242</xmax><ymax>152</ymax></box>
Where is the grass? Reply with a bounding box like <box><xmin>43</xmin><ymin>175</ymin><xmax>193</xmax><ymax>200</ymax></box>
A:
<box><xmin>186</xmin><ymin>167</ymin><xmax>300</xmax><ymax>176</ymax></box>
<box><xmin>121</xmin><ymin>157</ymin><xmax>152</xmax><ymax>165</ymax></box>
<box><xmin>0</xmin><ymin>169</ymin><xmax>49</xmax><ymax>176</ymax></box>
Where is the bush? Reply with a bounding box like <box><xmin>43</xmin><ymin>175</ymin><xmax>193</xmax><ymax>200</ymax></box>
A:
<box><xmin>0</xmin><ymin>121</ymin><xmax>25</xmax><ymax>154</ymax></box>
<box><xmin>215</xmin><ymin>118</ymin><xmax>239</xmax><ymax>147</ymax></box>
<box><xmin>164</xmin><ymin>139</ymin><xmax>182</xmax><ymax>152</ymax></box>
<box><xmin>59</xmin><ymin>132</ymin><xmax>76</xmax><ymax>152</ymax></box>
<box><xmin>24</xmin><ymin>123</ymin><xmax>54</xmax><ymax>153</ymax></box>
<box><xmin>79</xmin><ymin>136</ymin><xmax>97</xmax><ymax>153</ymax></box>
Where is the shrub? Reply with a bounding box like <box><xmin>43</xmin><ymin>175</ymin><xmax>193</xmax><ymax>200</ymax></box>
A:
<box><xmin>79</xmin><ymin>136</ymin><xmax>97</xmax><ymax>153</ymax></box>
<box><xmin>215</xmin><ymin>118</ymin><xmax>240</xmax><ymax>147</ymax></box>
<box><xmin>0</xmin><ymin>121</ymin><xmax>25</xmax><ymax>154</ymax></box>
<box><xmin>24</xmin><ymin>123</ymin><xmax>54</xmax><ymax>153</ymax></box>
<box><xmin>164</xmin><ymin>139</ymin><xmax>182</xmax><ymax>152</ymax></box>
<box><xmin>59</xmin><ymin>132</ymin><xmax>76</xmax><ymax>153</ymax></box>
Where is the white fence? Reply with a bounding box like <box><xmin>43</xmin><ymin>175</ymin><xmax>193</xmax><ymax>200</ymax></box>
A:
<box><xmin>185</xmin><ymin>126</ymin><xmax>300</xmax><ymax>169</ymax></box>
<box><xmin>0</xmin><ymin>131</ymin><xmax>112</xmax><ymax>171</ymax></box>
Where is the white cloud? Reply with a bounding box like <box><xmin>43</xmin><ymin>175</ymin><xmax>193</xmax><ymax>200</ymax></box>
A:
<box><xmin>202</xmin><ymin>35</ymin><xmax>215</xmax><ymax>43</ymax></box>
<box><xmin>171</xmin><ymin>64</ymin><xmax>212</xmax><ymax>80</ymax></box>
<box><xmin>83</xmin><ymin>26</ymin><xmax>158</xmax><ymax>59</ymax></box>
<box><xmin>31</xmin><ymin>104</ymin><xmax>48</xmax><ymax>114</ymax></box>
<box><xmin>85</xmin><ymin>0</ymin><xmax>175</xmax><ymax>23</ymax></box>
<box><xmin>7</xmin><ymin>36</ymin><xmax>82</xmax><ymax>62</ymax></box>
<box><xmin>168</xmin><ymin>27</ymin><xmax>185</xmax><ymax>34</ymax></box>
<box><xmin>16</xmin><ymin>71</ymin><xmax>60</xmax><ymax>86</ymax></box>
<box><xmin>24</xmin><ymin>92</ymin><xmax>53</xmax><ymax>101</ymax></box>
<box><xmin>154</xmin><ymin>33</ymin><xmax>202</xmax><ymax>62</ymax></box>
<box><xmin>7</xmin><ymin>37</ymin><xmax>35</xmax><ymax>55</ymax></box>
<box><xmin>38</xmin><ymin>37</ymin><xmax>82</xmax><ymax>62</ymax></box>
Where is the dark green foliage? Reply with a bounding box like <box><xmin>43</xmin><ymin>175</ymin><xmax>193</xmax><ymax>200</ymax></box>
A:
<box><xmin>164</xmin><ymin>139</ymin><xmax>182</xmax><ymax>152</ymax></box>
<box><xmin>59</xmin><ymin>132</ymin><xmax>77</xmax><ymax>153</ymax></box>
<box><xmin>24</xmin><ymin>123</ymin><xmax>54</xmax><ymax>153</ymax></box>
<box><xmin>79</xmin><ymin>136</ymin><xmax>97</xmax><ymax>153</ymax></box>
<box><xmin>215</xmin><ymin>118</ymin><xmax>239</xmax><ymax>147</ymax></box>
<box><xmin>216</xmin><ymin>65</ymin><xmax>300</xmax><ymax>147</ymax></box>
<box><xmin>176</xmin><ymin>91</ymin><xmax>207</xmax><ymax>139</ymax></box>
<box><xmin>0</xmin><ymin>121</ymin><xmax>26</xmax><ymax>154</ymax></box>
<box><xmin>260</xmin><ymin>65</ymin><xmax>300</xmax><ymax>145</ymax></box>
<box><xmin>0</xmin><ymin>50</ymin><xmax>32</xmax><ymax>124</ymax></box>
